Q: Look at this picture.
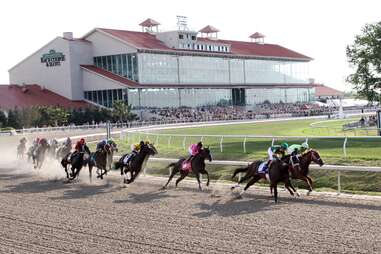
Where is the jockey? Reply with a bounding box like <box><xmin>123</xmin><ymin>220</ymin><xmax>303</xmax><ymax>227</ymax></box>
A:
<box><xmin>287</xmin><ymin>142</ymin><xmax>309</xmax><ymax>170</ymax></box>
<box><xmin>70</xmin><ymin>138</ymin><xmax>90</xmax><ymax>162</ymax></box>
<box><xmin>259</xmin><ymin>143</ymin><xmax>289</xmax><ymax>174</ymax></box>
<box><xmin>123</xmin><ymin>140</ymin><xmax>145</xmax><ymax>165</ymax></box>
<box><xmin>33</xmin><ymin>137</ymin><xmax>40</xmax><ymax>146</ymax></box>
<box><xmin>96</xmin><ymin>139</ymin><xmax>108</xmax><ymax>151</ymax></box>
<box><xmin>186</xmin><ymin>142</ymin><xmax>203</xmax><ymax>162</ymax></box>
<box><xmin>39</xmin><ymin>138</ymin><xmax>48</xmax><ymax>146</ymax></box>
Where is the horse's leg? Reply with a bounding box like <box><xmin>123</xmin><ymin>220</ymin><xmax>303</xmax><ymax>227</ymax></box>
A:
<box><xmin>231</xmin><ymin>172</ymin><xmax>252</xmax><ymax>190</ymax></box>
<box><xmin>89</xmin><ymin>165</ymin><xmax>92</xmax><ymax>183</ymax></box>
<box><xmin>299</xmin><ymin>175</ymin><xmax>313</xmax><ymax>195</ymax></box>
<box><xmin>195</xmin><ymin>172</ymin><xmax>202</xmax><ymax>191</ymax></box>
<box><xmin>237</xmin><ymin>175</ymin><xmax>261</xmax><ymax>198</ymax></box>
<box><xmin>272</xmin><ymin>182</ymin><xmax>278</xmax><ymax>203</ymax></box>
<box><xmin>175</xmin><ymin>171</ymin><xmax>188</xmax><ymax>188</ymax></box>
<box><xmin>204</xmin><ymin>170</ymin><xmax>210</xmax><ymax>187</ymax></box>
<box><xmin>162</xmin><ymin>167</ymin><xmax>179</xmax><ymax>189</ymax></box>
<box><xmin>305</xmin><ymin>176</ymin><xmax>313</xmax><ymax>195</ymax></box>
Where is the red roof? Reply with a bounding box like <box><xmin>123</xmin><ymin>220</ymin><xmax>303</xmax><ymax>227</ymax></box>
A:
<box><xmin>249</xmin><ymin>32</ymin><xmax>265</xmax><ymax>39</ymax></box>
<box><xmin>0</xmin><ymin>85</ymin><xmax>89</xmax><ymax>110</ymax></box>
<box><xmin>199</xmin><ymin>25</ymin><xmax>220</xmax><ymax>33</ymax></box>
<box><xmin>81</xmin><ymin>65</ymin><xmax>318</xmax><ymax>89</ymax></box>
<box><xmin>139</xmin><ymin>18</ymin><xmax>160</xmax><ymax>27</ymax></box>
<box><xmin>94</xmin><ymin>28</ymin><xmax>311</xmax><ymax>60</ymax></box>
<box><xmin>315</xmin><ymin>85</ymin><xmax>343</xmax><ymax>97</ymax></box>
<box><xmin>97</xmin><ymin>28</ymin><xmax>171</xmax><ymax>50</ymax></box>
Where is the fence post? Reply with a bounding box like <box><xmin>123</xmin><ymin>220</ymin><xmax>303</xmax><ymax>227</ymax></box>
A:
<box><xmin>343</xmin><ymin>136</ymin><xmax>348</xmax><ymax>158</ymax></box>
<box><xmin>271</xmin><ymin>138</ymin><xmax>275</xmax><ymax>146</ymax></box>
<box><xmin>305</xmin><ymin>137</ymin><xmax>308</xmax><ymax>144</ymax></box>
<box><xmin>182</xmin><ymin>136</ymin><xmax>186</xmax><ymax>150</ymax></box>
<box><xmin>337</xmin><ymin>171</ymin><xmax>341</xmax><ymax>194</ymax></box>
<box><xmin>219</xmin><ymin>136</ymin><xmax>224</xmax><ymax>153</ymax></box>
<box><xmin>200</xmin><ymin>136</ymin><xmax>204</xmax><ymax>142</ymax></box>
<box><xmin>168</xmin><ymin>136</ymin><xmax>172</xmax><ymax>147</ymax></box>
<box><xmin>243</xmin><ymin>137</ymin><xmax>247</xmax><ymax>153</ymax></box>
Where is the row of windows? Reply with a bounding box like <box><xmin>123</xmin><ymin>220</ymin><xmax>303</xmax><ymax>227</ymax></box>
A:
<box><xmin>84</xmin><ymin>89</ymin><xmax>128</xmax><ymax>108</ymax></box>
<box><xmin>179</xmin><ymin>34</ymin><xmax>196</xmax><ymax>40</ymax></box>
<box><xmin>93</xmin><ymin>54</ymin><xmax>138</xmax><ymax>82</ymax></box>
<box><xmin>178</xmin><ymin>43</ymin><xmax>229</xmax><ymax>52</ymax></box>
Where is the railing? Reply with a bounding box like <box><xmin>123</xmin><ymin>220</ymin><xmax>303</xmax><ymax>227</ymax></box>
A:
<box><xmin>113</xmin><ymin>156</ymin><xmax>381</xmax><ymax>194</ymax></box>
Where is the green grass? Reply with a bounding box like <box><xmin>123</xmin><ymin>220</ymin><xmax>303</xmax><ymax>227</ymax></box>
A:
<box><xmin>97</xmin><ymin>117</ymin><xmax>381</xmax><ymax>193</ymax></box>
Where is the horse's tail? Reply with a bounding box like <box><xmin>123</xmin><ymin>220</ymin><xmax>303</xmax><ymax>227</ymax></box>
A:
<box><xmin>232</xmin><ymin>166</ymin><xmax>249</xmax><ymax>179</ymax></box>
<box><xmin>165</xmin><ymin>162</ymin><xmax>178</xmax><ymax>169</ymax></box>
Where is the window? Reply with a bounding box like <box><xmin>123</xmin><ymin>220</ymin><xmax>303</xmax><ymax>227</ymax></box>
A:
<box><xmin>208</xmin><ymin>45</ymin><xmax>212</xmax><ymax>51</ymax></box>
<box><xmin>179</xmin><ymin>34</ymin><xmax>184</xmax><ymax>39</ymax></box>
<box><xmin>196</xmin><ymin>44</ymin><xmax>200</xmax><ymax>50</ymax></box>
<box><xmin>191</xmin><ymin>35</ymin><xmax>196</xmax><ymax>40</ymax></box>
<box><xmin>186</xmin><ymin>34</ymin><xmax>189</xmax><ymax>39</ymax></box>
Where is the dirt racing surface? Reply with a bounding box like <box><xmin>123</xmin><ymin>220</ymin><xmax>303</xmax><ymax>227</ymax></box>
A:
<box><xmin>0</xmin><ymin>164</ymin><xmax>380</xmax><ymax>254</ymax></box>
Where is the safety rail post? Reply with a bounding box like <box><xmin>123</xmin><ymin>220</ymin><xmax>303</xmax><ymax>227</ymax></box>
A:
<box><xmin>243</xmin><ymin>137</ymin><xmax>247</xmax><ymax>153</ymax></box>
<box><xmin>219</xmin><ymin>136</ymin><xmax>224</xmax><ymax>153</ymax></box>
<box><xmin>182</xmin><ymin>136</ymin><xmax>186</xmax><ymax>150</ymax></box>
<box><xmin>337</xmin><ymin>171</ymin><xmax>341</xmax><ymax>194</ymax></box>
<box><xmin>305</xmin><ymin>137</ymin><xmax>308</xmax><ymax>144</ymax></box>
<box><xmin>343</xmin><ymin>136</ymin><xmax>348</xmax><ymax>158</ymax></box>
<box><xmin>201</xmin><ymin>136</ymin><xmax>204</xmax><ymax>142</ymax></box>
<box><xmin>168</xmin><ymin>136</ymin><xmax>172</xmax><ymax>147</ymax></box>
<box><xmin>271</xmin><ymin>138</ymin><xmax>275</xmax><ymax>146</ymax></box>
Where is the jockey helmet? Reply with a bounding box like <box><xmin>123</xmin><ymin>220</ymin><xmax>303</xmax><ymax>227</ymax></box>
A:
<box><xmin>145</xmin><ymin>140</ymin><xmax>150</xmax><ymax>145</ymax></box>
<box><xmin>301</xmin><ymin>142</ymin><xmax>309</xmax><ymax>149</ymax></box>
<box><xmin>197</xmin><ymin>142</ymin><xmax>203</xmax><ymax>147</ymax></box>
<box><xmin>280</xmin><ymin>142</ymin><xmax>289</xmax><ymax>149</ymax></box>
<box><xmin>80</xmin><ymin>138</ymin><xmax>85</xmax><ymax>144</ymax></box>
<box><xmin>107</xmin><ymin>139</ymin><xmax>113</xmax><ymax>144</ymax></box>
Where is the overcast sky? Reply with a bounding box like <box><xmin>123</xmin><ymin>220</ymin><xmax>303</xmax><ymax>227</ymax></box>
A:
<box><xmin>1</xmin><ymin>0</ymin><xmax>380</xmax><ymax>91</ymax></box>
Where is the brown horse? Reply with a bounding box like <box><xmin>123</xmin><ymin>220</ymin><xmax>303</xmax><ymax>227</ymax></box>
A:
<box><xmin>286</xmin><ymin>149</ymin><xmax>324</xmax><ymax>195</ymax></box>
<box><xmin>231</xmin><ymin>159</ymin><xmax>297</xmax><ymax>202</ymax></box>
<box><xmin>162</xmin><ymin>148</ymin><xmax>212</xmax><ymax>191</ymax></box>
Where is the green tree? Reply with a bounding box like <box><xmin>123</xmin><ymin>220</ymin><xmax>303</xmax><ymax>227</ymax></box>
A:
<box><xmin>7</xmin><ymin>108</ymin><xmax>22</xmax><ymax>129</ymax></box>
<box><xmin>346</xmin><ymin>22</ymin><xmax>381</xmax><ymax>102</ymax></box>
<box><xmin>0</xmin><ymin>110</ymin><xmax>7</xmax><ymax>128</ymax></box>
<box><xmin>112</xmin><ymin>101</ymin><xmax>136</xmax><ymax>122</ymax></box>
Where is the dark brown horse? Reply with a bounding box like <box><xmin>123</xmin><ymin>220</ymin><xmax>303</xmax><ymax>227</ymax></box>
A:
<box><xmin>88</xmin><ymin>144</ymin><xmax>112</xmax><ymax>181</ymax></box>
<box><xmin>231</xmin><ymin>159</ymin><xmax>297</xmax><ymax>202</ymax></box>
<box><xmin>115</xmin><ymin>143</ymin><xmax>158</xmax><ymax>184</ymax></box>
<box><xmin>162</xmin><ymin>148</ymin><xmax>212</xmax><ymax>191</ymax></box>
<box><xmin>286</xmin><ymin>149</ymin><xmax>324</xmax><ymax>195</ymax></box>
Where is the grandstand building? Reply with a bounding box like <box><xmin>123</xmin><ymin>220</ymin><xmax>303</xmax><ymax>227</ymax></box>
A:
<box><xmin>8</xmin><ymin>18</ymin><xmax>317</xmax><ymax>109</ymax></box>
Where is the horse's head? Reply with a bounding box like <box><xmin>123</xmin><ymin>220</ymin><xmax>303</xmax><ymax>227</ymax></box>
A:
<box><xmin>306</xmin><ymin>149</ymin><xmax>324</xmax><ymax>166</ymax></box>
<box><xmin>140</xmin><ymin>143</ymin><xmax>158</xmax><ymax>156</ymax></box>
<box><xmin>104</xmin><ymin>144</ymin><xmax>112</xmax><ymax>154</ymax></box>
<box><xmin>200</xmin><ymin>146</ymin><xmax>212</xmax><ymax>162</ymax></box>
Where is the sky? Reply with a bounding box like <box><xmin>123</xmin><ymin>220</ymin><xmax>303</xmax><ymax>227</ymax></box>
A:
<box><xmin>0</xmin><ymin>0</ymin><xmax>380</xmax><ymax>91</ymax></box>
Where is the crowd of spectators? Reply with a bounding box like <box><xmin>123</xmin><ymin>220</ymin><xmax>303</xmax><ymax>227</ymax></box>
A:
<box><xmin>146</xmin><ymin>102</ymin><xmax>341</xmax><ymax>122</ymax></box>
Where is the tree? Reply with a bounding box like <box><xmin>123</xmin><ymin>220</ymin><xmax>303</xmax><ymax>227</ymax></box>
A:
<box><xmin>0</xmin><ymin>110</ymin><xmax>7</xmax><ymax>128</ymax></box>
<box><xmin>7</xmin><ymin>108</ymin><xmax>22</xmax><ymax>129</ymax></box>
<box><xmin>346</xmin><ymin>22</ymin><xmax>381</xmax><ymax>102</ymax></box>
<box><xmin>112</xmin><ymin>101</ymin><xmax>136</xmax><ymax>122</ymax></box>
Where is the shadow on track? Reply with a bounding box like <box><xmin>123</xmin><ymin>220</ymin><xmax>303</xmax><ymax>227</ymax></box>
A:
<box><xmin>114</xmin><ymin>190</ymin><xmax>176</xmax><ymax>204</ymax></box>
<box><xmin>1</xmin><ymin>179</ymin><xmax>70</xmax><ymax>194</ymax></box>
<box><xmin>49</xmin><ymin>183</ymin><xmax>116</xmax><ymax>200</ymax></box>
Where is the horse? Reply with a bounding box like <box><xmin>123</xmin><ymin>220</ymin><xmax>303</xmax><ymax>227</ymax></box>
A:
<box><xmin>32</xmin><ymin>143</ymin><xmax>50</xmax><ymax>169</ymax></box>
<box><xmin>47</xmin><ymin>139</ymin><xmax>59</xmax><ymax>158</ymax></box>
<box><xmin>115</xmin><ymin>143</ymin><xmax>158</xmax><ymax>184</ymax></box>
<box><xmin>231</xmin><ymin>159</ymin><xmax>297</xmax><ymax>202</ymax></box>
<box><xmin>17</xmin><ymin>142</ymin><xmax>26</xmax><ymax>158</ymax></box>
<box><xmin>88</xmin><ymin>144</ymin><xmax>113</xmax><ymax>180</ymax></box>
<box><xmin>61</xmin><ymin>151</ymin><xmax>90</xmax><ymax>181</ymax></box>
<box><xmin>56</xmin><ymin>144</ymin><xmax>72</xmax><ymax>161</ymax></box>
<box><xmin>286</xmin><ymin>149</ymin><xmax>324</xmax><ymax>195</ymax></box>
<box><xmin>106</xmin><ymin>142</ymin><xmax>118</xmax><ymax>171</ymax></box>
<box><xmin>162</xmin><ymin>147</ymin><xmax>213</xmax><ymax>191</ymax></box>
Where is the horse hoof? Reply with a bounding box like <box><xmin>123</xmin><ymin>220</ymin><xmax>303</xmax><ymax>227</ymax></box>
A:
<box><xmin>236</xmin><ymin>195</ymin><xmax>243</xmax><ymax>200</ymax></box>
<box><xmin>296</xmin><ymin>192</ymin><xmax>301</xmax><ymax>197</ymax></box>
<box><xmin>306</xmin><ymin>191</ymin><xmax>311</xmax><ymax>196</ymax></box>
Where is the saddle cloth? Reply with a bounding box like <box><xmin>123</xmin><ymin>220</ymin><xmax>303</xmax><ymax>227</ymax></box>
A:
<box><xmin>258</xmin><ymin>161</ymin><xmax>268</xmax><ymax>174</ymax></box>
<box><xmin>181</xmin><ymin>161</ymin><xmax>192</xmax><ymax>173</ymax></box>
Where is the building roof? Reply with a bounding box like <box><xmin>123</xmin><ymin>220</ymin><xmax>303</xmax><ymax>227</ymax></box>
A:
<box><xmin>139</xmin><ymin>18</ymin><xmax>160</xmax><ymax>27</ymax></box>
<box><xmin>199</xmin><ymin>25</ymin><xmax>220</xmax><ymax>33</ymax></box>
<box><xmin>0</xmin><ymin>85</ymin><xmax>89</xmax><ymax>110</ymax></box>
<box><xmin>249</xmin><ymin>32</ymin><xmax>265</xmax><ymax>39</ymax></box>
<box><xmin>315</xmin><ymin>85</ymin><xmax>344</xmax><ymax>97</ymax></box>
<box><xmin>81</xmin><ymin>65</ymin><xmax>318</xmax><ymax>89</ymax></box>
<box><xmin>93</xmin><ymin>28</ymin><xmax>312</xmax><ymax>61</ymax></box>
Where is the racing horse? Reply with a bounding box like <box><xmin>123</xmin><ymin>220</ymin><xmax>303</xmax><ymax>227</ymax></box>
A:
<box><xmin>32</xmin><ymin>142</ymin><xmax>50</xmax><ymax>169</ymax></box>
<box><xmin>231</xmin><ymin>158</ymin><xmax>297</xmax><ymax>202</ymax></box>
<box><xmin>162</xmin><ymin>147</ymin><xmax>212</xmax><ymax>191</ymax></box>
<box><xmin>17</xmin><ymin>142</ymin><xmax>27</xmax><ymax>159</ymax></box>
<box><xmin>286</xmin><ymin>149</ymin><xmax>324</xmax><ymax>195</ymax></box>
<box><xmin>61</xmin><ymin>151</ymin><xmax>90</xmax><ymax>181</ymax></box>
<box><xmin>88</xmin><ymin>144</ymin><xmax>113</xmax><ymax>181</ymax></box>
<box><xmin>106</xmin><ymin>142</ymin><xmax>118</xmax><ymax>171</ymax></box>
<box><xmin>115</xmin><ymin>143</ymin><xmax>158</xmax><ymax>184</ymax></box>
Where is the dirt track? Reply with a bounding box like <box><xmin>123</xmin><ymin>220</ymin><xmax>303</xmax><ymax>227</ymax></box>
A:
<box><xmin>0</xmin><ymin>165</ymin><xmax>380</xmax><ymax>254</ymax></box>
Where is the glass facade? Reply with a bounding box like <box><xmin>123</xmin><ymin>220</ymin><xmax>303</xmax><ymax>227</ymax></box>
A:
<box><xmin>84</xmin><ymin>89</ymin><xmax>128</xmax><ymax>107</ymax></box>
<box><xmin>246</xmin><ymin>88</ymin><xmax>314</xmax><ymax>105</ymax></box>
<box><xmin>94</xmin><ymin>54</ymin><xmax>138</xmax><ymax>81</ymax></box>
<box><xmin>138</xmin><ymin>53</ymin><xmax>310</xmax><ymax>85</ymax></box>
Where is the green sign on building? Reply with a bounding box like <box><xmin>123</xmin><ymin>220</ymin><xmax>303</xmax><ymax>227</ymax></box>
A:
<box><xmin>41</xmin><ymin>49</ymin><xmax>65</xmax><ymax>67</ymax></box>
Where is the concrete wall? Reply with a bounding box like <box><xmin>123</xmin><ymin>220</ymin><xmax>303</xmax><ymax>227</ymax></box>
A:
<box><xmin>82</xmin><ymin>69</ymin><xmax>125</xmax><ymax>91</ymax></box>
<box><xmin>86</xmin><ymin>30</ymin><xmax>137</xmax><ymax>56</ymax></box>
<box><xmin>9</xmin><ymin>37</ymin><xmax>73</xmax><ymax>99</ymax></box>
